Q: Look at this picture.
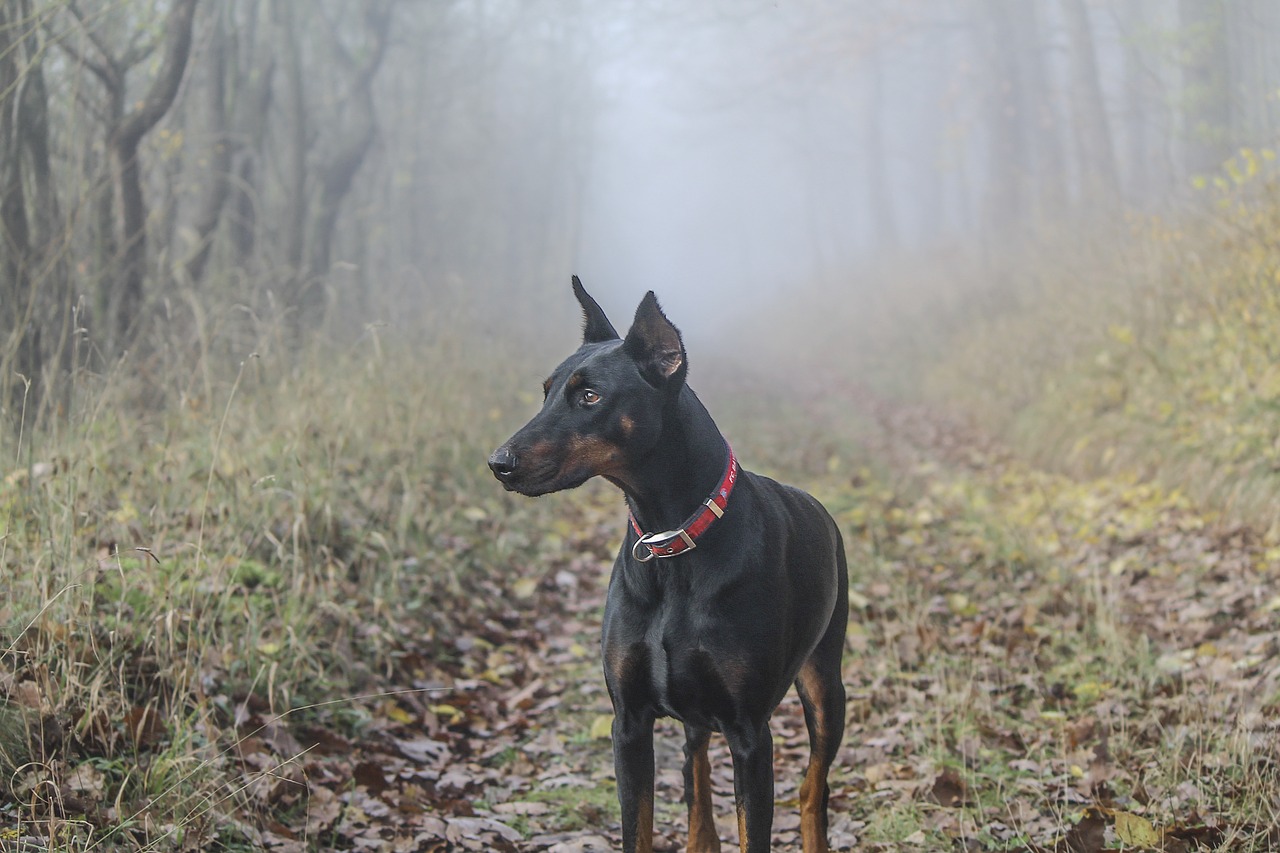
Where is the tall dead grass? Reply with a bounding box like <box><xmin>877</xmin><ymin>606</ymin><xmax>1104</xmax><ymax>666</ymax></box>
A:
<box><xmin>0</xmin><ymin>276</ymin><xmax>559</xmax><ymax>847</ymax></box>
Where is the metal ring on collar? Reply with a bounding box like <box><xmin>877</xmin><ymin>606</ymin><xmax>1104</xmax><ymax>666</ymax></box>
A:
<box><xmin>632</xmin><ymin>537</ymin><xmax>657</xmax><ymax>562</ymax></box>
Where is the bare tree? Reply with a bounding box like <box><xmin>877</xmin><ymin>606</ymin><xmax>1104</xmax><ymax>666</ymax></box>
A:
<box><xmin>1062</xmin><ymin>0</ymin><xmax>1121</xmax><ymax>200</ymax></box>
<box><xmin>307</xmin><ymin>0</ymin><xmax>395</xmax><ymax>284</ymax></box>
<box><xmin>1177</xmin><ymin>0</ymin><xmax>1230</xmax><ymax>178</ymax></box>
<box><xmin>1011</xmin><ymin>1</ymin><xmax>1066</xmax><ymax>216</ymax></box>
<box><xmin>0</xmin><ymin>0</ymin><xmax>71</xmax><ymax>411</ymax></box>
<box><xmin>181</xmin><ymin>4</ymin><xmax>232</xmax><ymax>285</ymax></box>
<box><xmin>56</xmin><ymin>0</ymin><xmax>199</xmax><ymax>349</ymax></box>
<box><xmin>864</xmin><ymin>48</ymin><xmax>899</xmax><ymax>249</ymax></box>
<box><xmin>979</xmin><ymin>0</ymin><xmax>1028</xmax><ymax>230</ymax></box>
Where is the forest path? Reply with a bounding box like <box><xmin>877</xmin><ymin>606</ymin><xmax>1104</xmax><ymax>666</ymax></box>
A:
<box><xmin>264</xmin><ymin>390</ymin><xmax>1278</xmax><ymax>852</ymax></box>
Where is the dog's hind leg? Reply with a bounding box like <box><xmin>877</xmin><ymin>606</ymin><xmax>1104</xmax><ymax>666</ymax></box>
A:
<box><xmin>794</xmin><ymin>582</ymin><xmax>848</xmax><ymax>852</ymax></box>
<box><xmin>682</xmin><ymin>723</ymin><xmax>722</xmax><ymax>852</ymax></box>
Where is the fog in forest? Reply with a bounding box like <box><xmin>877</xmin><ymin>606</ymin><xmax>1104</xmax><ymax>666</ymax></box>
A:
<box><xmin>3</xmin><ymin>0</ymin><xmax>1280</xmax><ymax>407</ymax></box>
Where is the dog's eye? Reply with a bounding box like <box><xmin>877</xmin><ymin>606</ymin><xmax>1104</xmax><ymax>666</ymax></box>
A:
<box><xmin>581</xmin><ymin>389</ymin><xmax>601</xmax><ymax>406</ymax></box>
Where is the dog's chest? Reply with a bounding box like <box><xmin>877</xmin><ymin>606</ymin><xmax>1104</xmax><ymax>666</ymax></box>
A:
<box><xmin>612</xmin><ymin>590</ymin><xmax>755</xmax><ymax>728</ymax></box>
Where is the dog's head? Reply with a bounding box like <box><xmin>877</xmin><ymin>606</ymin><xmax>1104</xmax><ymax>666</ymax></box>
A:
<box><xmin>488</xmin><ymin>277</ymin><xmax>687</xmax><ymax>496</ymax></box>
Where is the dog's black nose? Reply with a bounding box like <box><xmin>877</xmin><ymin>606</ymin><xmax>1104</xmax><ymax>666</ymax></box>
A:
<box><xmin>488</xmin><ymin>447</ymin><xmax>518</xmax><ymax>479</ymax></box>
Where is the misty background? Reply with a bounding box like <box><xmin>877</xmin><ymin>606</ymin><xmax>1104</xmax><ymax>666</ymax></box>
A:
<box><xmin>3</xmin><ymin>0</ymin><xmax>1279</xmax><ymax>417</ymax></box>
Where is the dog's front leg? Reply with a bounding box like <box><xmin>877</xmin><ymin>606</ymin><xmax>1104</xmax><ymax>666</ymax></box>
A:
<box><xmin>682</xmin><ymin>723</ymin><xmax>721</xmax><ymax>852</ymax></box>
<box><xmin>726</xmin><ymin>722</ymin><xmax>774</xmax><ymax>853</ymax></box>
<box><xmin>613</xmin><ymin>709</ymin><xmax>657</xmax><ymax>853</ymax></box>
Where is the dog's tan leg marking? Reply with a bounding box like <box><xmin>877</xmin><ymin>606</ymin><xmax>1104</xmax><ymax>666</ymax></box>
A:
<box><xmin>687</xmin><ymin>736</ymin><xmax>720</xmax><ymax>852</ymax></box>
<box><xmin>636</xmin><ymin>788</ymin><xmax>654</xmax><ymax>853</ymax></box>
<box><xmin>796</xmin><ymin>663</ymin><xmax>833</xmax><ymax>853</ymax></box>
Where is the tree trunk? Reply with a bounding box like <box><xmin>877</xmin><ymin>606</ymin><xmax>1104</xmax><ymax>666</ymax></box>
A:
<box><xmin>980</xmin><ymin>0</ymin><xmax>1026</xmax><ymax>230</ymax></box>
<box><xmin>279</xmin><ymin>0</ymin><xmax>308</xmax><ymax>279</ymax></box>
<box><xmin>306</xmin><ymin>0</ymin><xmax>395</xmax><ymax>283</ymax></box>
<box><xmin>864</xmin><ymin>51</ymin><xmax>898</xmax><ymax>249</ymax></box>
<box><xmin>183</xmin><ymin>8</ymin><xmax>232</xmax><ymax>285</ymax></box>
<box><xmin>1062</xmin><ymin>0</ymin><xmax>1121</xmax><ymax>200</ymax></box>
<box><xmin>108</xmin><ymin>0</ymin><xmax>199</xmax><ymax>346</ymax></box>
<box><xmin>1225</xmin><ymin>0</ymin><xmax>1280</xmax><ymax>148</ymax></box>
<box><xmin>227</xmin><ymin>0</ymin><xmax>275</xmax><ymax>270</ymax></box>
<box><xmin>1178</xmin><ymin>0</ymin><xmax>1230</xmax><ymax>178</ymax></box>
<box><xmin>0</xmin><ymin>1</ymin><xmax>34</xmax><ymax>386</ymax></box>
<box><xmin>1011</xmin><ymin>1</ymin><xmax>1066</xmax><ymax>217</ymax></box>
<box><xmin>0</xmin><ymin>0</ymin><xmax>71</xmax><ymax>416</ymax></box>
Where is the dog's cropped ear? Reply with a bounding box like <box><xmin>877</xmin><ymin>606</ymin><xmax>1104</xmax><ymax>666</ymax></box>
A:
<box><xmin>624</xmin><ymin>291</ymin><xmax>686</xmax><ymax>388</ymax></box>
<box><xmin>572</xmin><ymin>276</ymin><xmax>619</xmax><ymax>343</ymax></box>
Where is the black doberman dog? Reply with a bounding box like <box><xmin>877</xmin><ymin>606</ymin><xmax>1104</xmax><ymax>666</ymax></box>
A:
<box><xmin>489</xmin><ymin>278</ymin><xmax>848</xmax><ymax>853</ymax></box>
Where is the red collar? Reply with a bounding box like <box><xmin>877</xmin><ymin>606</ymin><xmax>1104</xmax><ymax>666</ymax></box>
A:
<box><xmin>628</xmin><ymin>442</ymin><xmax>738</xmax><ymax>561</ymax></box>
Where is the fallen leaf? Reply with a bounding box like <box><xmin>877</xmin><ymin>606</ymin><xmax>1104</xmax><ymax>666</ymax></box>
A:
<box><xmin>384</xmin><ymin>703</ymin><xmax>416</xmax><ymax>725</ymax></box>
<box><xmin>1113</xmin><ymin>810</ymin><xmax>1160</xmax><ymax>847</ymax></box>
<box><xmin>62</xmin><ymin>763</ymin><xmax>105</xmax><ymax>799</ymax></box>
<box><xmin>587</xmin><ymin>714</ymin><xmax>613</xmax><ymax>741</ymax></box>
<box><xmin>492</xmin><ymin>801</ymin><xmax>551</xmax><ymax>816</ymax></box>
<box><xmin>428</xmin><ymin>703</ymin><xmax>465</xmax><ymax>724</ymax></box>
<box><xmin>353</xmin><ymin>761</ymin><xmax>389</xmax><ymax>793</ymax></box>
<box><xmin>1062</xmin><ymin>807</ymin><xmax>1107</xmax><ymax>853</ymax></box>
<box><xmin>925</xmin><ymin>768</ymin><xmax>969</xmax><ymax>807</ymax></box>
<box><xmin>395</xmin><ymin>735</ymin><xmax>449</xmax><ymax>764</ymax></box>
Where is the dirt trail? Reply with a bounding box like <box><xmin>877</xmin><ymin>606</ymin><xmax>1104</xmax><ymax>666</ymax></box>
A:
<box><xmin>256</xmin><ymin>392</ymin><xmax>1280</xmax><ymax>852</ymax></box>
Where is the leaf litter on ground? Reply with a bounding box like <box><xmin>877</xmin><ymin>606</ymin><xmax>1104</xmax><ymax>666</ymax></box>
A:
<box><xmin>4</xmin><ymin>371</ymin><xmax>1280</xmax><ymax>851</ymax></box>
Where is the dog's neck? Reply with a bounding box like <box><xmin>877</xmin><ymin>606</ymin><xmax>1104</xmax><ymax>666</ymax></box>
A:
<box><xmin>612</xmin><ymin>385</ymin><xmax>730</xmax><ymax>535</ymax></box>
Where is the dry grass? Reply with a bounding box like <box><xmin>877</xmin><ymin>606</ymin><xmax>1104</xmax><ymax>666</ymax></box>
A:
<box><xmin>731</xmin><ymin>177</ymin><xmax>1280</xmax><ymax>849</ymax></box>
<box><xmin>0</xmin><ymin>290</ymin><xmax>566</xmax><ymax>848</ymax></box>
<box><xmin>6</xmin><ymin>180</ymin><xmax>1280</xmax><ymax>849</ymax></box>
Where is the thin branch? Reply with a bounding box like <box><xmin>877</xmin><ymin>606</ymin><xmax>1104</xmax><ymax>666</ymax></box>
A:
<box><xmin>45</xmin><ymin>13</ymin><xmax>117</xmax><ymax>92</ymax></box>
<box><xmin>119</xmin><ymin>26</ymin><xmax>161</xmax><ymax>72</ymax></box>
<box><xmin>113</xmin><ymin>0</ymin><xmax>198</xmax><ymax>153</ymax></box>
<box><xmin>65</xmin><ymin>0</ymin><xmax>120</xmax><ymax>76</ymax></box>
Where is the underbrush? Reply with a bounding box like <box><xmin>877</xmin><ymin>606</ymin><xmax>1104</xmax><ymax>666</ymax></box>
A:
<box><xmin>8</xmin><ymin>172</ymin><xmax>1280</xmax><ymax>849</ymax></box>
<box><xmin>762</xmin><ymin>167</ymin><xmax>1280</xmax><ymax>526</ymax></box>
<box><xmin>744</xmin><ymin>169</ymin><xmax>1280</xmax><ymax>848</ymax></box>
<box><xmin>924</xmin><ymin>180</ymin><xmax>1280</xmax><ymax>525</ymax></box>
<box><xmin>0</xmin><ymin>311</ymin><xmax>564</xmax><ymax>848</ymax></box>
<box><xmin>812</xmin><ymin>406</ymin><xmax>1280</xmax><ymax>850</ymax></box>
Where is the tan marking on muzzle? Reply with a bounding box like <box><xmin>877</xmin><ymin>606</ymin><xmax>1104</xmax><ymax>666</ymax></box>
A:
<box><xmin>562</xmin><ymin>433</ymin><xmax>624</xmax><ymax>478</ymax></box>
